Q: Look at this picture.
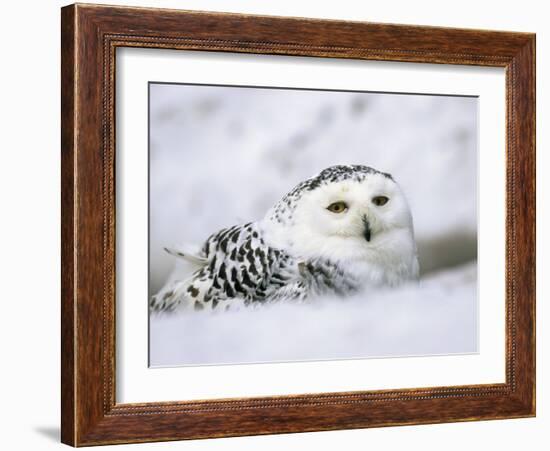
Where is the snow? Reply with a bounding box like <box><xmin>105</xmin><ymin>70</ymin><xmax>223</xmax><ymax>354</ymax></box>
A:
<box><xmin>150</xmin><ymin>262</ymin><xmax>477</xmax><ymax>366</ymax></box>
<box><xmin>148</xmin><ymin>83</ymin><xmax>478</xmax><ymax>367</ymax></box>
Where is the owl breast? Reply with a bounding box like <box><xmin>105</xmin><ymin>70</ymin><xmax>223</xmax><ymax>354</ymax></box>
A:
<box><xmin>297</xmin><ymin>259</ymin><xmax>362</xmax><ymax>298</ymax></box>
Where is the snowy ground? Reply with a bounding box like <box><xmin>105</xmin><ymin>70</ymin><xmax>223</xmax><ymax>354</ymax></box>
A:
<box><xmin>149</xmin><ymin>262</ymin><xmax>477</xmax><ymax>366</ymax></box>
<box><xmin>148</xmin><ymin>83</ymin><xmax>478</xmax><ymax>367</ymax></box>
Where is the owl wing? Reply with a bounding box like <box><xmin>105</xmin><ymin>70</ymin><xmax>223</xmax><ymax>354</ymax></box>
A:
<box><xmin>150</xmin><ymin>222</ymin><xmax>301</xmax><ymax>312</ymax></box>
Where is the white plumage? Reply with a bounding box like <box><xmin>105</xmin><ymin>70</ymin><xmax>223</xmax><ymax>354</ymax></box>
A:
<box><xmin>150</xmin><ymin>165</ymin><xmax>419</xmax><ymax>313</ymax></box>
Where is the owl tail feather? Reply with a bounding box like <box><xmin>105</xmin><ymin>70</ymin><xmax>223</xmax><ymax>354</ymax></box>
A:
<box><xmin>150</xmin><ymin>245</ymin><xmax>210</xmax><ymax>314</ymax></box>
<box><xmin>164</xmin><ymin>246</ymin><xmax>207</xmax><ymax>266</ymax></box>
<box><xmin>150</xmin><ymin>278</ymin><xmax>192</xmax><ymax>314</ymax></box>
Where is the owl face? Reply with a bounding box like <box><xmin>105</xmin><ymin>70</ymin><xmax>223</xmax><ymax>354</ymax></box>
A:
<box><xmin>298</xmin><ymin>172</ymin><xmax>409</xmax><ymax>236</ymax></box>
<box><xmin>265</xmin><ymin>166</ymin><xmax>416</xmax><ymax>266</ymax></box>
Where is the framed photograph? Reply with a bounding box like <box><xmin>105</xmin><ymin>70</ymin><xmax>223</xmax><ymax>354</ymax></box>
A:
<box><xmin>61</xmin><ymin>3</ymin><xmax>535</xmax><ymax>446</ymax></box>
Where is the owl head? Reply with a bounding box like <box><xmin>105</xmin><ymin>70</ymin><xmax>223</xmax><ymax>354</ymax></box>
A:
<box><xmin>265</xmin><ymin>165</ymin><xmax>418</xmax><ymax>279</ymax></box>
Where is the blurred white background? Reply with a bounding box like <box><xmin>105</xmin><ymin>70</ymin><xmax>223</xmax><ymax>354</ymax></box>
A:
<box><xmin>149</xmin><ymin>84</ymin><xmax>478</xmax><ymax>366</ymax></box>
<box><xmin>150</xmin><ymin>84</ymin><xmax>478</xmax><ymax>292</ymax></box>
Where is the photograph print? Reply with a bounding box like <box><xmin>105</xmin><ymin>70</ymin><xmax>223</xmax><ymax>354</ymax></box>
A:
<box><xmin>148</xmin><ymin>82</ymin><xmax>478</xmax><ymax>367</ymax></box>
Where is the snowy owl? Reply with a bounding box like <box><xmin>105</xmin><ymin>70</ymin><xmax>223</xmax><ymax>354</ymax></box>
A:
<box><xmin>150</xmin><ymin>165</ymin><xmax>419</xmax><ymax>313</ymax></box>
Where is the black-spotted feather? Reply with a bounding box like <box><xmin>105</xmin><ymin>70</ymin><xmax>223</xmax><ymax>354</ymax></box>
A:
<box><xmin>150</xmin><ymin>223</ymin><xmax>307</xmax><ymax>312</ymax></box>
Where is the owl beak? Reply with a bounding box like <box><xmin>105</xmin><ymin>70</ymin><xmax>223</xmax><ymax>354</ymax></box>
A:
<box><xmin>362</xmin><ymin>215</ymin><xmax>371</xmax><ymax>242</ymax></box>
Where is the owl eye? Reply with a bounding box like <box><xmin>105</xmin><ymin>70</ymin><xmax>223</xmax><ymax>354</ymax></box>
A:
<box><xmin>326</xmin><ymin>201</ymin><xmax>348</xmax><ymax>213</ymax></box>
<box><xmin>372</xmin><ymin>196</ymin><xmax>389</xmax><ymax>206</ymax></box>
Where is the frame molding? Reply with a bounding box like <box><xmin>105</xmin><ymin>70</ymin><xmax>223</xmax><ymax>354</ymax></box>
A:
<box><xmin>61</xmin><ymin>3</ymin><xmax>535</xmax><ymax>446</ymax></box>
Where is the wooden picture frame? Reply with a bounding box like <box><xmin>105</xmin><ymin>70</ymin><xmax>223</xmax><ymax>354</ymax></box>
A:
<box><xmin>61</xmin><ymin>3</ymin><xmax>535</xmax><ymax>446</ymax></box>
